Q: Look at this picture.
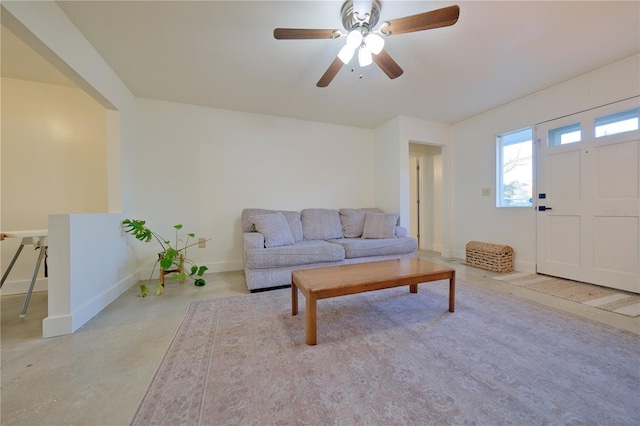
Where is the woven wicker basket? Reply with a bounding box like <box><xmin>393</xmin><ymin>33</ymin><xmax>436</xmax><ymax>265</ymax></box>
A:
<box><xmin>465</xmin><ymin>241</ymin><xmax>514</xmax><ymax>273</ymax></box>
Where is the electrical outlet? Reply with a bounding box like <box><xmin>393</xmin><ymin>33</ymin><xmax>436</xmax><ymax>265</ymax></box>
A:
<box><xmin>198</xmin><ymin>238</ymin><xmax>206</xmax><ymax>248</ymax></box>
<box><xmin>481</xmin><ymin>188</ymin><xmax>491</xmax><ymax>196</ymax></box>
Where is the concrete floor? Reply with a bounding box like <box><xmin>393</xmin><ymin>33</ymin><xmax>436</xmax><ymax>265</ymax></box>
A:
<box><xmin>1</xmin><ymin>252</ymin><xmax>638</xmax><ymax>425</ymax></box>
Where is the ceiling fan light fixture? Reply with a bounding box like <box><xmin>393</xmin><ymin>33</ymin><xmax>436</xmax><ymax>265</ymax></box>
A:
<box><xmin>346</xmin><ymin>29</ymin><xmax>363</xmax><ymax>47</ymax></box>
<box><xmin>364</xmin><ymin>33</ymin><xmax>384</xmax><ymax>55</ymax></box>
<box><xmin>338</xmin><ymin>29</ymin><xmax>364</xmax><ymax>64</ymax></box>
<box><xmin>358</xmin><ymin>45</ymin><xmax>373</xmax><ymax>67</ymax></box>
<box><xmin>338</xmin><ymin>44</ymin><xmax>357</xmax><ymax>64</ymax></box>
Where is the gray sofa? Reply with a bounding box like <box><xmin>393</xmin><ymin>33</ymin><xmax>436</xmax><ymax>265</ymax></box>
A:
<box><xmin>242</xmin><ymin>208</ymin><xmax>418</xmax><ymax>292</ymax></box>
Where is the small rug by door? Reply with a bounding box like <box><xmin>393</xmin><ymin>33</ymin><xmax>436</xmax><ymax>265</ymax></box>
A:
<box><xmin>131</xmin><ymin>281</ymin><xmax>639</xmax><ymax>425</ymax></box>
<box><xmin>494</xmin><ymin>272</ymin><xmax>640</xmax><ymax>317</ymax></box>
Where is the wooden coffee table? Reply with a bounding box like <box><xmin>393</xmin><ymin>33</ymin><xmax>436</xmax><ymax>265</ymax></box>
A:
<box><xmin>291</xmin><ymin>258</ymin><xmax>455</xmax><ymax>345</ymax></box>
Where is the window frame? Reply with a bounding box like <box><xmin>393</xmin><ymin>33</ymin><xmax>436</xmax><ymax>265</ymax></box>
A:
<box><xmin>548</xmin><ymin>122</ymin><xmax>581</xmax><ymax>146</ymax></box>
<box><xmin>496</xmin><ymin>127</ymin><xmax>534</xmax><ymax>208</ymax></box>
<box><xmin>594</xmin><ymin>107</ymin><xmax>639</xmax><ymax>138</ymax></box>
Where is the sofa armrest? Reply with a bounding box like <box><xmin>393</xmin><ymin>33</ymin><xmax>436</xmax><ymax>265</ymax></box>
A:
<box><xmin>244</xmin><ymin>232</ymin><xmax>265</xmax><ymax>249</ymax></box>
<box><xmin>395</xmin><ymin>226</ymin><xmax>408</xmax><ymax>238</ymax></box>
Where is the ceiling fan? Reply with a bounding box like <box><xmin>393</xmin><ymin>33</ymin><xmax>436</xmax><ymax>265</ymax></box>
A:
<box><xmin>273</xmin><ymin>0</ymin><xmax>460</xmax><ymax>87</ymax></box>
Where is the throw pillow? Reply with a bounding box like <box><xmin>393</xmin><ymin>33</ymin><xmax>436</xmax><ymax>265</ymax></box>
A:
<box><xmin>339</xmin><ymin>208</ymin><xmax>383</xmax><ymax>238</ymax></box>
<box><xmin>282</xmin><ymin>211</ymin><xmax>304</xmax><ymax>242</ymax></box>
<box><xmin>251</xmin><ymin>212</ymin><xmax>295</xmax><ymax>248</ymax></box>
<box><xmin>301</xmin><ymin>209</ymin><xmax>343</xmax><ymax>240</ymax></box>
<box><xmin>361</xmin><ymin>212</ymin><xmax>398</xmax><ymax>239</ymax></box>
<box><xmin>339</xmin><ymin>208</ymin><xmax>366</xmax><ymax>238</ymax></box>
<box><xmin>243</xmin><ymin>209</ymin><xmax>303</xmax><ymax>242</ymax></box>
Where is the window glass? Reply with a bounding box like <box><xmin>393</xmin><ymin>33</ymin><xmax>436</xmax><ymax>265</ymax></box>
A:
<box><xmin>548</xmin><ymin>122</ymin><xmax>581</xmax><ymax>146</ymax></box>
<box><xmin>497</xmin><ymin>128</ymin><xmax>533</xmax><ymax>207</ymax></box>
<box><xmin>595</xmin><ymin>107</ymin><xmax>639</xmax><ymax>137</ymax></box>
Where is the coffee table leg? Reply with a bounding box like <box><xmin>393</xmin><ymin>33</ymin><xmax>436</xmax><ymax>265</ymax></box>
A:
<box><xmin>291</xmin><ymin>282</ymin><xmax>298</xmax><ymax>316</ymax></box>
<box><xmin>409</xmin><ymin>284</ymin><xmax>418</xmax><ymax>293</ymax></box>
<box><xmin>449</xmin><ymin>272</ymin><xmax>455</xmax><ymax>312</ymax></box>
<box><xmin>306</xmin><ymin>294</ymin><xmax>317</xmax><ymax>345</ymax></box>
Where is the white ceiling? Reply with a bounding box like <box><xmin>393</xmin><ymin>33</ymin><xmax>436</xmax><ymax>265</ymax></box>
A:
<box><xmin>5</xmin><ymin>1</ymin><xmax>640</xmax><ymax>128</ymax></box>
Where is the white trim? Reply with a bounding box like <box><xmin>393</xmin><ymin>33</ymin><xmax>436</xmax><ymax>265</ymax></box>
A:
<box><xmin>69</xmin><ymin>272</ymin><xmax>138</xmax><ymax>335</ymax></box>
<box><xmin>0</xmin><ymin>278</ymin><xmax>47</xmax><ymax>296</ymax></box>
<box><xmin>43</xmin><ymin>315</ymin><xmax>73</xmax><ymax>339</ymax></box>
<box><xmin>139</xmin><ymin>260</ymin><xmax>244</xmax><ymax>280</ymax></box>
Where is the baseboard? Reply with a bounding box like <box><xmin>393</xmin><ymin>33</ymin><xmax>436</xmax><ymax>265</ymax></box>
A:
<box><xmin>140</xmin><ymin>259</ymin><xmax>243</xmax><ymax>280</ymax></box>
<box><xmin>42</xmin><ymin>272</ymin><xmax>138</xmax><ymax>338</ymax></box>
<box><xmin>440</xmin><ymin>248</ymin><xmax>452</xmax><ymax>258</ymax></box>
<box><xmin>514</xmin><ymin>261</ymin><xmax>536</xmax><ymax>274</ymax></box>
<box><xmin>442</xmin><ymin>248</ymin><xmax>465</xmax><ymax>260</ymax></box>
<box><xmin>421</xmin><ymin>243</ymin><xmax>444</xmax><ymax>253</ymax></box>
<box><xmin>204</xmin><ymin>260</ymin><xmax>244</xmax><ymax>273</ymax></box>
<box><xmin>0</xmin><ymin>278</ymin><xmax>48</xmax><ymax>296</ymax></box>
<box><xmin>70</xmin><ymin>272</ymin><xmax>139</xmax><ymax>334</ymax></box>
<box><xmin>43</xmin><ymin>314</ymin><xmax>73</xmax><ymax>339</ymax></box>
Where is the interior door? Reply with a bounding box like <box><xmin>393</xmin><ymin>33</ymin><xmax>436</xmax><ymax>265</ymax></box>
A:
<box><xmin>536</xmin><ymin>98</ymin><xmax>640</xmax><ymax>293</ymax></box>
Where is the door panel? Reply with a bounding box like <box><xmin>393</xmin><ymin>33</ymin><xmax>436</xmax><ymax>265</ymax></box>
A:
<box><xmin>548</xmin><ymin>150</ymin><xmax>581</xmax><ymax>199</ymax></box>
<box><xmin>594</xmin><ymin>216</ymin><xmax>638</xmax><ymax>273</ymax></box>
<box><xmin>594</xmin><ymin>139</ymin><xmax>638</xmax><ymax>198</ymax></box>
<box><xmin>547</xmin><ymin>215</ymin><xmax>581</xmax><ymax>266</ymax></box>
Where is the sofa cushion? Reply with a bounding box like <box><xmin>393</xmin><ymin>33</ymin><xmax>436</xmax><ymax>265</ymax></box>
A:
<box><xmin>242</xmin><ymin>209</ymin><xmax>303</xmax><ymax>242</ymax></box>
<box><xmin>361</xmin><ymin>212</ymin><xmax>399</xmax><ymax>239</ymax></box>
<box><xmin>327</xmin><ymin>237</ymin><xmax>417</xmax><ymax>259</ymax></box>
<box><xmin>251</xmin><ymin>212</ymin><xmax>295</xmax><ymax>248</ymax></box>
<box><xmin>245</xmin><ymin>240</ymin><xmax>345</xmax><ymax>269</ymax></box>
<box><xmin>301</xmin><ymin>209</ymin><xmax>343</xmax><ymax>240</ymax></box>
<box><xmin>339</xmin><ymin>208</ymin><xmax>383</xmax><ymax>238</ymax></box>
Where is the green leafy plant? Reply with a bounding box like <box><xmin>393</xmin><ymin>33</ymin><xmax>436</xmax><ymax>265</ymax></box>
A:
<box><xmin>122</xmin><ymin>219</ymin><xmax>210</xmax><ymax>296</ymax></box>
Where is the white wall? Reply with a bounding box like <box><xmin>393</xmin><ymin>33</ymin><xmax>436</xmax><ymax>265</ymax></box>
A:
<box><xmin>375</xmin><ymin>116</ymin><xmax>451</xmax><ymax>246</ymax></box>
<box><xmin>374</xmin><ymin>117</ymin><xmax>402</xmax><ymax>216</ymax></box>
<box><xmin>449</xmin><ymin>55</ymin><xmax>640</xmax><ymax>272</ymax></box>
<box><xmin>2</xmin><ymin>1</ymin><xmax>139</xmax><ymax>337</ymax></box>
<box><xmin>44</xmin><ymin>213</ymin><xmax>137</xmax><ymax>337</ymax></box>
<box><xmin>1</xmin><ymin>78</ymin><xmax>107</xmax><ymax>295</ymax></box>
<box><xmin>133</xmin><ymin>98</ymin><xmax>376</xmax><ymax>276</ymax></box>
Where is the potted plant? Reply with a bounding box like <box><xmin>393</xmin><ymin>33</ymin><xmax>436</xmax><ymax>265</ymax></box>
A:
<box><xmin>122</xmin><ymin>219</ymin><xmax>210</xmax><ymax>296</ymax></box>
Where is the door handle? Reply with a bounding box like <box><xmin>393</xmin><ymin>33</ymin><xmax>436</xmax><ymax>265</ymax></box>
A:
<box><xmin>538</xmin><ymin>206</ymin><xmax>553</xmax><ymax>211</ymax></box>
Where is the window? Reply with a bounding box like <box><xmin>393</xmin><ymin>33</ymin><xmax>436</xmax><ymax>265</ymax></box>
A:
<box><xmin>595</xmin><ymin>107</ymin><xmax>639</xmax><ymax>137</ymax></box>
<box><xmin>497</xmin><ymin>128</ymin><xmax>533</xmax><ymax>207</ymax></box>
<box><xmin>548</xmin><ymin>122</ymin><xmax>581</xmax><ymax>146</ymax></box>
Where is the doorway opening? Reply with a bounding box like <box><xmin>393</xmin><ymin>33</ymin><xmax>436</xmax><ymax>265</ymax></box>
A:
<box><xmin>409</xmin><ymin>143</ymin><xmax>443</xmax><ymax>253</ymax></box>
<box><xmin>1</xmin><ymin>23</ymin><xmax>110</xmax><ymax>297</ymax></box>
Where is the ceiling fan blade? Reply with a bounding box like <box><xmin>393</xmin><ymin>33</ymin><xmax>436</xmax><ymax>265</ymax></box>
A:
<box><xmin>382</xmin><ymin>5</ymin><xmax>460</xmax><ymax>35</ymax></box>
<box><xmin>274</xmin><ymin>28</ymin><xmax>340</xmax><ymax>40</ymax></box>
<box><xmin>317</xmin><ymin>57</ymin><xmax>344</xmax><ymax>87</ymax></box>
<box><xmin>373</xmin><ymin>49</ymin><xmax>404</xmax><ymax>79</ymax></box>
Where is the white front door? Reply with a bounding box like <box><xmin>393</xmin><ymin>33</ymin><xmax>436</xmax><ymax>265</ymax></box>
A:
<box><xmin>536</xmin><ymin>98</ymin><xmax>640</xmax><ymax>293</ymax></box>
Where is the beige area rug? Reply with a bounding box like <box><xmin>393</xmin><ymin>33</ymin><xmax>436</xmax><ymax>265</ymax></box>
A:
<box><xmin>131</xmin><ymin>281</ymin><xmax>639</xmax><ymax>425</ymax></box>
<box><xmin>494</xmin><ymin>272</ymin><xmax>640</xmax><ymax>317</ymax></box>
